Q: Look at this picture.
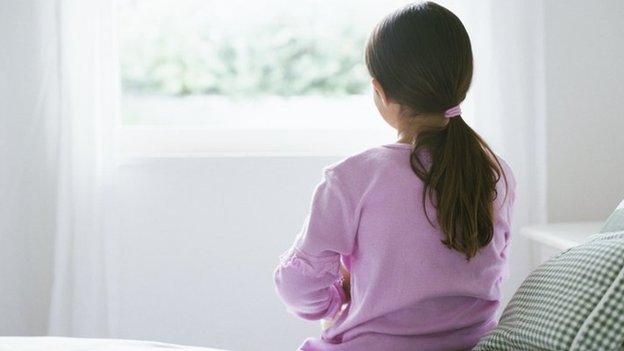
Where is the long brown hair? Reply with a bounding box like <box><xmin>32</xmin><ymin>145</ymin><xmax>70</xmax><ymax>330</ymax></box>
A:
<box><xmin>365</xmin><ymin>2</ymin><xmax>506</xmax><ymax>260</ymax></box>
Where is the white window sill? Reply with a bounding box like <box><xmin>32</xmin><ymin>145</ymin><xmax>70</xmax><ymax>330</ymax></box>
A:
<box><xmin>521</xmin><ymin>221</ymin><xmax>603</xmax><ymax>268</ymax></box>
<box><xmin>118</xmin><ymin>127</ymin><xmax>394</xmax><ymax>158</ymax></box>
<box><xmin>521</xmin><ymin>222</ymin><xmax>603</xmax><ymax>251</ymax></box>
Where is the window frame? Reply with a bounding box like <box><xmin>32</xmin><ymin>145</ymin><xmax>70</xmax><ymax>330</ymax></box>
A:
<box><xmin>118</xmin><ymin>127</ymin><xmax>393</xmax><ymax>157</ymax></box>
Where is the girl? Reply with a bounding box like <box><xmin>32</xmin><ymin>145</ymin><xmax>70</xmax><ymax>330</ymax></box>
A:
<box><xmin>274</xmin><ymin>2</ymin><xmax>515</xmax><ymax>350</ymax></box>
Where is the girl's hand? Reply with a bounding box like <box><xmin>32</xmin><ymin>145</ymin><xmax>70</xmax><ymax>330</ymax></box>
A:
<box><xmin>339</xmin><ymin>264</ymin><xmax>351</xmax><ymax>302</ymax></box>
<box><xmin>320</xmin><ymin>265</ymin><xmax>351</xmax><ymax>331</ymax></box>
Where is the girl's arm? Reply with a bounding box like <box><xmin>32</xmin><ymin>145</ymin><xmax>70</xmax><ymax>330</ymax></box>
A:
<box><xmin>274</xmin><ymin>169</ymin><xmax>356</xmax><ymax>320</ymax></box>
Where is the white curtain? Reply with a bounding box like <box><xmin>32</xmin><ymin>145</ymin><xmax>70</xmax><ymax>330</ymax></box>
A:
<box><xmin>0</xmin><ymin>0</ymin><xmax>119</xmax><ymax>337</ymax></box>
<box><xmin>48</xmin><ymin>0</ymin><xmax>120</xmax><ymax>336</ymax></box>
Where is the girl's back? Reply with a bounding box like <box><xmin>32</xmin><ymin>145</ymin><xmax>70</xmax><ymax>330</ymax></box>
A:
<box><xmin>276</xmin><ymin>144</ymin><xmax>514</xmax><ymax>350</ymax></box>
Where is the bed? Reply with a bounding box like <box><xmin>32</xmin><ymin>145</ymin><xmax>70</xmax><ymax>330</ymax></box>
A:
<box><xmin>0</xmin><ymin>337</ymin><xmax>228</xmax><ymax>351</ymax></box>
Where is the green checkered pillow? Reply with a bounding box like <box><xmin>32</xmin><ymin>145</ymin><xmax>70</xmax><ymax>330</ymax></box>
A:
<box><xmin>473</xmin><ymin>231</ymin><xmax>624</xmax><ymax>351</ymax></box>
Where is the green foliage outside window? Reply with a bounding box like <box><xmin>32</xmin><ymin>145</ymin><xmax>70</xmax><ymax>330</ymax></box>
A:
<box><xmin>119</xmin><ymin>1</ymin><xmax>371</xmax><ymax>97</ymax></box>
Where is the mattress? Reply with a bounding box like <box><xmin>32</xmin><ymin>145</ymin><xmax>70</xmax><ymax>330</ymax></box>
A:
<box><xmin>0</xmin><ymin>337</ymin><xmax>228</xmax><ymax>351</ymax></box>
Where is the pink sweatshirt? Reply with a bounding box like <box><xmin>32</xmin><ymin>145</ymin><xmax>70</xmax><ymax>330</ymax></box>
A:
<box><xmin>274</xmin><ymin>143</ymin><xmax>516</xmax><ymax>351</ymax></box>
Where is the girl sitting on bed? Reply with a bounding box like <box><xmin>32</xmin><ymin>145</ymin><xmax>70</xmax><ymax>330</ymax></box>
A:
<box><xmin>274</xmin><ymin>2</ymin><xmax>516</xmax><ymax>350</ymax></box>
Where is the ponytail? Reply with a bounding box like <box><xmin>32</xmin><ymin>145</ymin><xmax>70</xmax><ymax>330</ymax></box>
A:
<box><xmin>365</xmin><ymin>2</ymin><xmax>506</xmax><ymax>259</ymax></box>
<box><xmin>410</xmin><ymin>116</ymin><xmax>505</xmax><ymax>260</ymax></box>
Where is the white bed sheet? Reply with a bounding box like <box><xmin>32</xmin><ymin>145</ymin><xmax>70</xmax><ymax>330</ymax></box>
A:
<box><xmin>0</xmin><ymin>337</ymin><xmax>228</xmax><ymax>351</ymax></box>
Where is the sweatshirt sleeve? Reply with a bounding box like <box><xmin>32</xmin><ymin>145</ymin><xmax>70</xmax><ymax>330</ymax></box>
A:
<box><xmin>274</xmin><ymin>168</ymin><xmax>357</xmax><ymax>320</ymax></box>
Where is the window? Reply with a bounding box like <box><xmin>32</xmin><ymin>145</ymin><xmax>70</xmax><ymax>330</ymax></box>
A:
<box><xmin>117</xmin><ymin>0</ymin><xmax>405</xmax><ymax>155</ymax></box>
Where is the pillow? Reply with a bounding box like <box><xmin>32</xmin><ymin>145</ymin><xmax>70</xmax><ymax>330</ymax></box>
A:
<box><xmin>473</xmin><ymin>231</ymin><xmax>624</xmax><ymax>351</ymax></box>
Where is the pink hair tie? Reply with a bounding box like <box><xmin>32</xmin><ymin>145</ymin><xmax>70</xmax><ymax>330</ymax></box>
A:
<box><xmin>444</xmin><ymin>105</ymin><xmax>462</xmax><ymax>118</ymax></box>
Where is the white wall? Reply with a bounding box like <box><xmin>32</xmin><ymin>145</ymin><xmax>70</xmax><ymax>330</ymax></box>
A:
<box><xmin>544</xmin><ymin>0</ymin><xmax>624</xmax><ymax>221</ymax></box>
<box><xmin>113</xmin><ymin>157</ymin><xmax>341</xmax><ymax>350</ymax></box>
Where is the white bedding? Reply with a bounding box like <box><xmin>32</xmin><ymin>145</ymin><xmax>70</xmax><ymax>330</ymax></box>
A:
<box><xmin>0</xmin><ymin>337</ymin><xmax>227</xmax><ymax>351</ymax></box>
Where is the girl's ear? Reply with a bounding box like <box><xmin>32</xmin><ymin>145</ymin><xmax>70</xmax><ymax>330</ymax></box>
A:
<box><xmin>372</xmin><ymin>78</ymin><xmax>389</xmax><ymax>107</ymax></box>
